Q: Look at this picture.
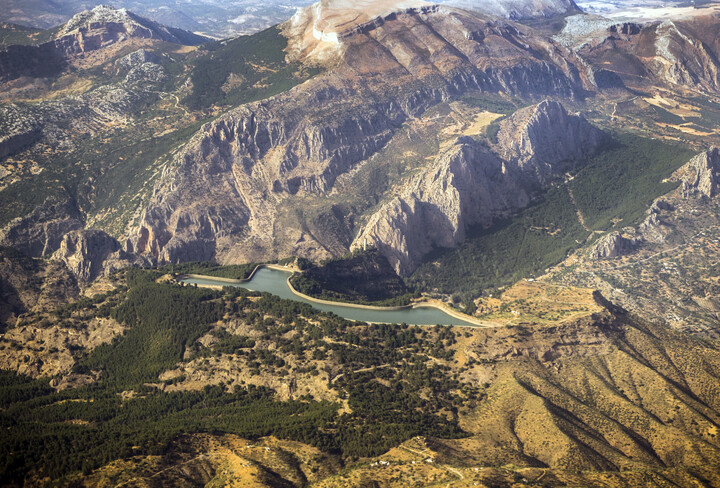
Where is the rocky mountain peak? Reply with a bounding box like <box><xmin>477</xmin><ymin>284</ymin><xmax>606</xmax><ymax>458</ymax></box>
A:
<box><xmin>676</xmin><ymin>147</ymin><xmax>720</xmax><ymax>198</ymax></box>
<box><xmin>353</xmin><ymin>100</ymin><xmax>604</xmax><ymax>276</ymax></box>
<box><xmin>285</xmin><ymin>0</ymin><xmax>582</xmax><ymax>64</ymax></box>
<box><xmin>496</xmin><ymin>99</ymin><xmax>605</xmax><ymax>184</ymax></box>
<box><xmin>60</xmin><ymin>5</ymin><xmax>137</xmax><ymax>36</ymax></box>
<box><xmin>54</xmin><ymin>5</ymin><xmax>207</xmax><ymax>49</ymax></box>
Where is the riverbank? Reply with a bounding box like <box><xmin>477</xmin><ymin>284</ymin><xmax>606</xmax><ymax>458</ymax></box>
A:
<box><xmin>177</xmin><ymin>265</ymin><xmax>493</xmax><ymax>327</ymax></box>
<box><xmin>182</xmin><ymin>263</ymin><xmax>265</xmax><ymax>284</ymax></box>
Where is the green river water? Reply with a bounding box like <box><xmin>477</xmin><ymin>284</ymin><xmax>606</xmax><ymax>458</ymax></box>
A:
<box><xmin>181</xmin><ymin>267</ymin><xmax>477</xmax><ymax>326</ymax></box>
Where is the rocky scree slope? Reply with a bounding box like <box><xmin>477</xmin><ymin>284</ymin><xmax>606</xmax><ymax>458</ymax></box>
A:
<box><xmin>126</xmin><ymin>6</ymin><xmax>597</xmax><ymax>266</ymax></box>
<box><xmin>0</xmin><ymin>48</ymin><xmax>168</xmax><ymax>161</ymax></box>
<box><xmin>353</xmin><ymin>100</ymin><xmax>605</xmax><ymax>275</ymax></box>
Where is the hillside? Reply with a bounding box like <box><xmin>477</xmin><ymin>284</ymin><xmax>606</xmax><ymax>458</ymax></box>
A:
<box><xmin>1</xmin><ymin>265</ymin><xmax>720</xmax><ymax>486</ymax></box>
<box><xmin>290</xmin><ymin>249</ymin><xmax>414</xmax><ymax>305</ymax></box>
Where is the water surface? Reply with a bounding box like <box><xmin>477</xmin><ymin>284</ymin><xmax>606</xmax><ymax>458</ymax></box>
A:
<box><xmin>182</xmin><ymin>267</ymin><xmax>476</xmax><ymax>326</ymax></box>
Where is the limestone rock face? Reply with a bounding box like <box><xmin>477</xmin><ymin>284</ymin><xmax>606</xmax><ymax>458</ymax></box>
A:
<box><xmin>0</xmin><ymin>197</ymin><xmax>83</xmax><ymax>258</ymax></box>
<box><xmin>650</xmin><ymin>20</ymin><xmax>720</xmax><ymax>93</ymax></box>
<box><xmin>52</xmin><ymin>229</ymin><xmax>150</xmax><ymax>284</ymax></box>
<box><xmin>353</xmin><ymin>137</ymin><xmax>529</xmax><ymax>276</ymax></box>
<box><xmin>128</xmin><ymin>7</ymin><xmax>595</xmax><ymax>265</ymax></box>
<box><xmin>678</xmin><ymin>147</ymin><xmax>720</xmax><ymax>198</ymax></box>
<box><xmin>590</xmin><ymin>231</ymin><xmax>641</xmax><ymax>259</ymax></box>
<box><xmin>353</xmin><ymin>100</ymin><xmax>605</xmax><ymax>275</ymax></box>
<box><xmin>116</xmin><ymin>49</ymin><xmax>167</xmax><ymax>87</ymax></box>
<box><xmin>575</xmin><ymin>16</ymin><xmax>720</xmax><ymax>96</ymax></box>
<box><xmin>495</xmin><ymin>100</ymin><xmax>606</xmax><ymax>186</ymax></box>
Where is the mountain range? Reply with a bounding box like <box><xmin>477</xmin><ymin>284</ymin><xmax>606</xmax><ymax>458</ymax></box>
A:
<box><xmin>3</xmin><ymin>0</ymin><xmax>720</xmax><ymax>486</ymax></box>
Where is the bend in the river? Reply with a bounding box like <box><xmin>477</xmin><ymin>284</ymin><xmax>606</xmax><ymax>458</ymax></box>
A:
<box><xmin>179</xmin><ymin>266</ymin><xmax>493</xmax><ymax>327</ymax></box>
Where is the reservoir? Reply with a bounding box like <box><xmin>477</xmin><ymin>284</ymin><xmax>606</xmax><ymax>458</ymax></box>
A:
<box><xmin>181</xmin><ymin>267</ymin><xmax>478</xmax><ymax>327</ymax></box>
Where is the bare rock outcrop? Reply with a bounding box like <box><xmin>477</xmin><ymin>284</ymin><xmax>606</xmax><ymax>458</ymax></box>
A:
<box><xmin>590</xmin><ymin>231</ymin><xmax>642</xmax><ymax>259</ymax></box>
<box><xmin>116</xmin><ymin>49</ymin><xmax>167</xmax><ymax>87</ymax></box>
<box><xmin>676</xmin><ymin>147</ymin><xmax>720</xmax><ymax>198</ymax></box>
<box><xmin>589</xmin><ymin>148</ymin><xmax>720</xmax><ymax>261</ymax></box>
<box><xmin>650</xmin><ymin>20</ymin><xmax>720</xmax><ymax>93</ymax></box>
<box><xmin>52</xmin><ymin>229</ymin><xmax>150</xmax><ymax>284</ymax></box>
<box><xmin>0</xmin><ymin>317</ymin><xmax>125</xmax><ymax>378</ymax></box>
<box><xmin>472</xmin><ymin>307</ymin><xmax>620</xmax><ymax>363</ymax></box>
<box><xmin>495</xmin><ymin>100</ymin><xmax>606</xmax><ymax>186</ymax></box>
<box><xmin>0</xmin><ymin>104</ymin><xmax>42</xmax><ymax>159</ymax></box>
<box><xmin>0</xmin><ymin>196</ymin><xmax>83</xmax><ymax>258</ymax></box>
<box><xmin>353</xmin><ymin>100</ymin><xmax>605</xmax><ymax>275</ymax></box>
<box><xmin>0</xmin><ymin>247</ymin><xmax>79</xmax><ymax>327</ymax></box>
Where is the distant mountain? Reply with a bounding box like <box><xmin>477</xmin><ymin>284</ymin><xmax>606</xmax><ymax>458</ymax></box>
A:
<box><xmin>0</xmin><ymin>0</ymin><xmax>580</xmax><ymax>40</ymax></box>
<box><xmin>441</xmin><ymin>0</ymin><xmax>581</xmax><ymax>19</ymax></box>
<box><xmin>0</xmin><ymin>6</ymin><xmax>208</xmax><ymax>83</ymax></box>
<box><xmin>576</xmin><ymin>0</ymin><xmax>688</xmax><ymax>15</ymax></box>
<box><xmin>0</xmin><ymin>0</ymin><xmax>316</xmax><ymax>38</ymax></box>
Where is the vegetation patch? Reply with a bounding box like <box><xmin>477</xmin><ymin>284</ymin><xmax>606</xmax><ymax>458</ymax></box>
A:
<box><xmin>568</xmin><ymin>132</ymin><xmax>694</xmax><ymax>230</ymax></box>
<box><xmin>160</xmin><ymin>261</ymin><xmax>261</xmax><ymax>280</ymax></box>
<box><xmin>182</xmin><ymin>26</ymin><xmax>321</xmax><ymax>111</ymax></box>
<box><xmin>290</xmin><ymin>249</ymin><xmax>418</xmax><ymax>306</ymax></box>
<box><xmin>0</xmin><ymin>24</ymin><xmax>59</xmax><ymax>47</ymax></box>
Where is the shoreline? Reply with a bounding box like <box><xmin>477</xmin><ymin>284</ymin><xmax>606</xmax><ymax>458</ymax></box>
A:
<box><xmin>177</xmin><ymin>265</ymin><xmax>490</xmax><ymax>327</ymax></box>
<box><xmin>182</xmin><ymin>263</ymin><xmax>265</xmax><ymax>284</ymax></box>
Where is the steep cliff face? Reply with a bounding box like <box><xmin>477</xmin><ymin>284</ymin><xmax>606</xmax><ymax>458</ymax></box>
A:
<box><xmin>676</xmin><ymin>147</ymin><xmax>720</xmax><ymax>198</ymax></box>
<box><xmin>353</xmin><ymin>100</ymin><xmax>605</xmax><ymax>276</ymax></box>
<box><xmin>353</xmin><ymin>138</ymin><xmax>529</xmax><ymax>276</ymax></box>
<box><xmin>0</xmin><ymin>197</ymin><xmax>83</xmax><ymax>258</ymax></box>
<box><xmin>0</xmin><ymin>197</ymin><xmax>148</xmax><ymax>285</ymax></box>
<box><xmin>575</xmin><ymin>14</ymin><xmax>720</xmax><ymax>95</ymax></box>
<box><xmin>128</xmin><ymin>7</ymin><xmax>596</xmax><ymax>265</ymax></box>
<box><xmin>495</xmin><ymin>100</ymin><xmax>605</xmax><ymax>186</ymax></box>
<box><xmin>52</xmin><ymin>229</ymin><xmax>150</xmax><ymax>284</ymax></box>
